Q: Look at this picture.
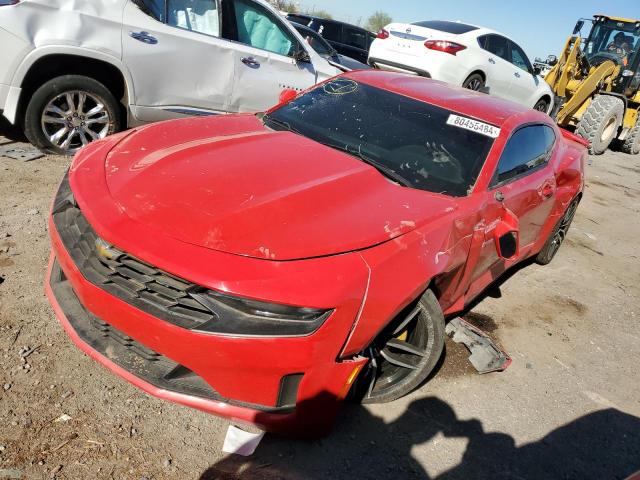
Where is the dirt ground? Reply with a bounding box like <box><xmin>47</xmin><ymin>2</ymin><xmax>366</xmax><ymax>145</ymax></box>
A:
<box><xmin>0</xmin><ymin>128</ymin><xmax>639</xmax><ymax>480</ymax></box>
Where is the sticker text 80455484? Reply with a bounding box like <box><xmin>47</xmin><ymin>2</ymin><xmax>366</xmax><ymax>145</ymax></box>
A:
<box><xmin>446</xmin><ymin>114</ymin><xmax>501</xmax><ymax>138</ymax></box>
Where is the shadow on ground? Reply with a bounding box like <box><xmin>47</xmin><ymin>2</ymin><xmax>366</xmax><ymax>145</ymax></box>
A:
<box><xmin>200</xmin><ymin>395</ymin><xmax>640</xmax><ymax>480</ymax></box>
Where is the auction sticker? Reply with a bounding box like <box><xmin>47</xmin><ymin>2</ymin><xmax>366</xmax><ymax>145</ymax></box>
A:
<box><xmin>447</xmin><ymin>114</ymin><xmax>501</xmax><ymax>138</ymax></box>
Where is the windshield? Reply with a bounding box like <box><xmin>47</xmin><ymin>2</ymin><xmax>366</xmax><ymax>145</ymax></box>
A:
<box><xmin>265</xmin><ymin>79</ymin><xmax>496</xmax><ymax>197</ymax></box>
<box><xmin>585</xmin><ymin>19</ymin><xmax>640</xmax><ymax>67</ymax></box>
<box><xmin>293</xmin><ymin>24</ymin><xmax>335</xmax><ymax>57</ymax></box>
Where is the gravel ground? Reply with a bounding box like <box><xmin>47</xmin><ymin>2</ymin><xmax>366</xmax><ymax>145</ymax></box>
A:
<box><xmin>0</xmin><ymin>129</ymin><xmax>639</xmax><ymax>480</ymax></box>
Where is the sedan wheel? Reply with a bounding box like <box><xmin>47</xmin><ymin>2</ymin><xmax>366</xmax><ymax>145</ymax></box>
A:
<box><xmin>462</xmin><ymin>73</ymin><xmax>485</xmax><ymax>92</ymax></box>
<box><xmin>357</xmin><ymin>290</ymin><xmax>445</xmax><ymax>404</ymax></box>
<box><xmin>24</xmin><ymin>75</ymin><xmax>121</xmax><ymax>156</ymax></box>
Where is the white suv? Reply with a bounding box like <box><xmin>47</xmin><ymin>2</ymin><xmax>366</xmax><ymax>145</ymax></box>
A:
<box><xmin>0</xmin><ymin>0</ymin><xmax>342</xmax><ymax>155</ymax></box>
<box><xmin>368</xmin><ymin>20</ymin><xmax>554</xmax><ymax>113</ymax></box>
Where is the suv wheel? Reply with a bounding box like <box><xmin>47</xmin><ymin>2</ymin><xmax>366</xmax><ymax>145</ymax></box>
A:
<box><xmin>24</xmin><ymin>75</ymin><xmax>121</xmax><ymax>156</ymax></box>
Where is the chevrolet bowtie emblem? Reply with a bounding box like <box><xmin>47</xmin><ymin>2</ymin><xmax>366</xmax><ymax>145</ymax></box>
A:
<box><xmin>95</xmin><ymin>238</ymin><xmax>123</xmax><ymax>261</ymax></box>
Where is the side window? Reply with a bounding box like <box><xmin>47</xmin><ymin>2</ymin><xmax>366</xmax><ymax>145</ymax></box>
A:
<box><xmin>493</xmin><ymin>125</ymin><xmax>556</xmax><ymax>185</ymax></box>
<box><xmin>232</xmin><ymin>0</ymin><xmax>297</xmax><ymax>56</ymax></box>
<box><xmin>343</xmin><ymin>27</ymin><xmax>367</xmax><ymax>50</ymax></box>
<box><xmin>318</xmin><ymin>22</ymin><xmax>341</xmax><ymax>42</ymax></box>
<box><xmin>509</xmin><ymin>41</ymin><xmax>533</xmax><ymax>73</ymax></box>
<box><xmin>133</xmin><ymin>0</ymin><xmax>165</xmax><ymax>21</ymax></box>
<box><xmin>483</xmin><ymin>34</ymin><xmax>510</xmax><ymax>62</ymax></box>
<box><xmin>167</xmin><ymin>0</ymin><xmax>220</xmax><ymax>37</ymax></box>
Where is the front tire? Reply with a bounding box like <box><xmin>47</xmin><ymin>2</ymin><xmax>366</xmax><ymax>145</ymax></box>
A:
<box><xmin>621</xmin><ymin>116</ymin><xmax>640</xmax><ymax>155</ymax></box>
<box><xmin>24</xmin><ymin>75</ymin><xmax>121</xmax><ymax>156</ymax></box>
<box><xmin>536</xmin><ymin>198</ymin><xmax>580</xmax><ymax>265</ymax></box>
<box><xmin>575</xmin><ymin>95</ymin><xmax>624</xmax><ymax>155</ymax></box>
<box><xmin>357</xmin><ymin>289</ymin><xmax>445</xmax><ymax>404</ymax></box>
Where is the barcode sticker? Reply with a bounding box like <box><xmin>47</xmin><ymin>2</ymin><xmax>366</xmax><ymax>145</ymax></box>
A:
<box><xmin>447</xmin><ymin>114</ymin><xmax>501</xmax><ymax>138</ymax></box>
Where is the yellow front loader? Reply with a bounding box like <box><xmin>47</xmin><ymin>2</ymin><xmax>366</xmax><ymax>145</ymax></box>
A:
<box><xmin>546</xmin><ymin>15</ymin><xmax>640</xmax><ymax>155</ymax></box>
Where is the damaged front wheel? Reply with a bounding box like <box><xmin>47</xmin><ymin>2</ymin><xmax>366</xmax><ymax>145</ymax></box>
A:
<box><xmin>355</xmin><ymin>289</ymin><xmax>445</xmax><ymax>404</ymax></box>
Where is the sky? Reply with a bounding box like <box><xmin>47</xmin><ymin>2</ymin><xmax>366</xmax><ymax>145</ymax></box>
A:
<box><xmin>297</xmin><ymin>0</ymin><xmax>639</xmax><ymax>59</ymax></box>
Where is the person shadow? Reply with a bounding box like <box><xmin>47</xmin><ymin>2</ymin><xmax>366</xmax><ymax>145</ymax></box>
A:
<box><xmin>199</xmin><ymin>393</ymin><xmax>640</xmax><ymax>480</ymax></box>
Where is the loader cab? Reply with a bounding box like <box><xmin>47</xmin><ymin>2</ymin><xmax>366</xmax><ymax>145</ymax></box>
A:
<box><xmin>581</xmin><ymin>15</ymin><xmax>640</xmax><ymax>95</ymax></box>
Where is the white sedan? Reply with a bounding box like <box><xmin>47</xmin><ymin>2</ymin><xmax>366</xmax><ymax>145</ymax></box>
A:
<box><xmin>368</xmin><ymin>20</ymin><xmax>554</xmax><ymax>113</ymax></box>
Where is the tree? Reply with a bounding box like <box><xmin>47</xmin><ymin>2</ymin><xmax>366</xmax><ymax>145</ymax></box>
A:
<box><xmin>267</xmin><ymin>0</ymin><xmax>298</xmax><ymax>12</ymax></box>
<box><xmin>365</xmin><ymin>11</ymin><xmax>392</xmax><ymax>33</ymax></box>
<box><xmin>311</xmin><ymin>9</ymin><xmax>333</xmax><ymax>20</ymax></box>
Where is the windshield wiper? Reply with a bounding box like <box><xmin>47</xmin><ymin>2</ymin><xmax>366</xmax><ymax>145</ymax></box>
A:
<box><xmin>262</xmin><ymin>114</ymin><xmax>303</xmax><ymax>135</ymax></box>
<box><xmin>320</xmin><ymin>141</ymin><xmax>412</xmax><ymax>187</ymax></box>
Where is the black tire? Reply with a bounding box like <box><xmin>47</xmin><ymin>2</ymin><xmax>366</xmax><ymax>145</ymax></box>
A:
<box><xmin>462</xmin><ymin>73</ymin><xmax>485</xmax><ymax>92</ymax></box>
<box><xmin>24</xmin><ymin>75</ymin><xmax>121</xmax><ymax>156</ymax></box>
<box><xmin>358</xmin><ymin>289</ymin><xmax>445</xmax><ymax>404</ymax></box>
<box><xmin>575</xmin><ymin>94</ymin><xmax>624</xmax><ymax>155</ymax></box>
<box><xmin>533</xmin><ymin>98</ymin><xmax>550</xmax><ymax>114</ymax></box>
<box><xmin>621</xmin><ymin>116</ymin><xmax>640</xmax><ymax>155</ymax></box>
<box><xmin>536</xmin><ymin>197</ymin><xmax>580</xmax><ymax>265</ymax></box>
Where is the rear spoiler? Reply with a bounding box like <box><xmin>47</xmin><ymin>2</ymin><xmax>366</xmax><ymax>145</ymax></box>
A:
<box><xmin>560</xmin><ymin>128</ymin><xmax>590</xmax><ymax>147</ymax></box>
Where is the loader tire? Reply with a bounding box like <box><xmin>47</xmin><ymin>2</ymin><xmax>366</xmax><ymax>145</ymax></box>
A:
<box><xmin>621</xmin><ymin>118</ymin><xmax>640</xmax><ymax>155</ymax></box>
<box><xmin>575</xmin><ymin>95</ymin><xmax>624</xmax><ymax>155</ymax></box>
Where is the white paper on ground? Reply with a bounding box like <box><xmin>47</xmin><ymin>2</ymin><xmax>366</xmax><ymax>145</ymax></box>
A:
<box><xmin>222</xmin><ymin>425</ymin><xmax>265</xmax><ymax>456</ymax></box>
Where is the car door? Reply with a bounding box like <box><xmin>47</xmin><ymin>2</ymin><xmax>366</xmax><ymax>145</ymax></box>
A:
<box><xmin>478</xmin><ymin>34</ymin><xmax>518</xmax><ymax>102</ymax></box>
<box><xmin>122</xmin><ymin>0</ymin><xmax>237</xmax><ymax>122</ymax></box>
<box><xmin>223</xmin><ymin>0</ymin><xmax>321</xmax><ymax>112</ymax></box>
<box><xmin>507</xmin><ymin>40</ymin><xmax>539</xmax><ymax>107</ymax></box>
<box><xmin>467</xmin><ymin>125</ymin><xmax>557</xmax><ymax>293</ymax></box>
<box><xmin>339</xmin><ymin>26</ymin><xmax>371</xmax><ymax>64</ymax></box>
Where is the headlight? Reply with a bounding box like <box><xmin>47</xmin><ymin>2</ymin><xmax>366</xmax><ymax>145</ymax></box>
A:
<box><xmin>52</xmin><ymin>170</ymin><xmax>76</xmax><ymax>214</ymax></box>
<box><xmin>191</xmin><ymin>290</ymin><xmax>332</xmax><ymax>337</ymax></box>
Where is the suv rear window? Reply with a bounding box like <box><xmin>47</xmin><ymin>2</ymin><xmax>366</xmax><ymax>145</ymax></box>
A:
<box><xmin>412</xmin><ymin>20</ymin><xmax>478</xmax><ymax>34</ymax></box>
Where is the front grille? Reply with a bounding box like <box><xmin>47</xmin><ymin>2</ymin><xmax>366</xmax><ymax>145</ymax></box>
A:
<box><xmin>53</xmin><ymin>205</ymin><xmax>216</xmax><ymax>331</ymax></box>
<box><xmin>49</xmin><ymin>260</ymin><xmax>219</xmax><ymax>400</ymax></box>
<box><xmin>49</xmin><ymin>260</ymin><xmax>296</xmax><ymax>412</ymax></box>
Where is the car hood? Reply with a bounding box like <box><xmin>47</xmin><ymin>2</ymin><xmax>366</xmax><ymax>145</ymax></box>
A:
<box><xmin>102</xmin><ymin>115</ymin><xmax>456</xmax><ymax>261</ymax></box>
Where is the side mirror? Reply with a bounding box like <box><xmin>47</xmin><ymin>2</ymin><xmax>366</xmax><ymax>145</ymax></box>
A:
<box><xmin>573</xmin><ymin>20</ymin><xmax>584</xmax><ymax>35</ymax></box>
<box><xmin>279</xmin><ymin>88</ymin><xmax>298</xmax><ymax>104</ymax></box>
<box><xmin>294</xmin><ymin>48</ymin><xmax>311</xmax><ymax>64</ymax></box>
<box><xmin>493</xmin><ymin>200</ymin><xmax>520</xmax><ymax>260</ymax></box>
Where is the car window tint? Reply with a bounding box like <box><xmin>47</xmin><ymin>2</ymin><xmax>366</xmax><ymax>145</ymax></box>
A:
<box><xmin>133</xmin><ymin>0</ymin><xmax>165</xmax><ymax>21</ymax></box>
<box><xmin>509</xmin><ymin>41</ymin><xmax>532</xmax><ymax>72</ymax></box>
<box><xmin>343</xmin><ymin>27</ymin><xmax>367</xmax><ymax>49</ymax></box>
<box><xmin>287</xmin><ymin>14</ymin><xmax>312</xmax><ymax>26</ymax></box>
<box><xmin>318</xmin><ymin>22</ymin><xmax>341</xmax><ymax>42</ymax></box>
<box><xmin>494</xmin><ymin>125</ymin><xmax>555</xmax><ymax>184</ymax></box>
<box><xmin>232</xmin><ymin>0</ymin><xmax>295</xmax><ymax>56</ymax></box>
<box><xmin>483</xmin><ymin>34</ymin><xmax>509</xmax><ymax>61</ymax></box>
<box><xmin>267</xmin><ymin>81</ymin><xmax>496</xmax><ymax>197</ymax></box>
<box><xmin>412</xmin><ymin>20</ymin><xmax>478</xmax><ymax>34</ymax></box>
<box><xmin>294</xmin><ymin>24</ymin><xmax>333</xmax><ymax>56</ymax></box>
<box><xmin>167</xmin><ymin>0</ymin><xmax>219</xmax><ymax>37</ymax></box>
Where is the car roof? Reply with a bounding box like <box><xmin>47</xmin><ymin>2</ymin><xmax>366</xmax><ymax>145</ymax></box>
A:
<box><xmin>344</xmin><ymin>70</ymin><xmax>535</xmax><ymax>127</ymax></box>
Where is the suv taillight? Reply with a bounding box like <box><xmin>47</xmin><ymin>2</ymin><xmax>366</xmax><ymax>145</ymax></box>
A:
<box><xmin>377</xmin><ymin>29</ymin><xmax>390</xmax><ymax>40</ymax></box>
<box><xmin>424</xmin><ymin>40</ymin><xmax>466</xmax><ymax>55</ymax></box>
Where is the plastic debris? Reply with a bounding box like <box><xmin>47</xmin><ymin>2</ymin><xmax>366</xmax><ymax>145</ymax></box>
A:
<box><xmin>222</xmin><ymin>425</ymin><xmax>265</xmax><ymax>456</ymax></box>
<box><xmin>445</xmin><ymin>317</ymin><xmax>511</xmax><ymax>374</ymax></box>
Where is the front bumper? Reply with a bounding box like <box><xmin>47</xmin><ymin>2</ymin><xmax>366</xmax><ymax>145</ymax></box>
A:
<box><xmin>46</xmin><ymin>181</ymin><xmax>368</xmax><ymax>435</ymax></box>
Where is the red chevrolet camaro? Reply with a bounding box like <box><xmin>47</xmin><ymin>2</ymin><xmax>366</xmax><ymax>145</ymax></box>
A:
<box><xmin>46</xmin><ymin>71</ymin><xmax>586</xmax><ymax>435</ymax></box>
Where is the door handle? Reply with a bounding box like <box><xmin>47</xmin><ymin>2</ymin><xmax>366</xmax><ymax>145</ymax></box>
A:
<box><xmin>514</xmin><ymin>71</ymin><xmax>521</xmax><ymax>78</ymax></box>
<box><xmin>488</xmin><ymin>58</ymin><xmax>496</xmax><ymax>64</ymax></box>
<box><xmin>130</xmin><ymin>31</ymin><xmax>158</xmax><ymax>45</ymax></box>
<box><xmin>241</xmin><ymin>57</ymin><xmax>260</xmax><ymax>68</ymax></box>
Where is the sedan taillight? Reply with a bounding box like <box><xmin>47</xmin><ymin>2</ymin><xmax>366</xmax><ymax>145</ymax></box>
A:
<box><xmin>377</xmin><ymin>28</ymin><xmax>390</xmax><ymax>39</ymax></box>
<box><xmin>424</xmin><ymin>40</ymin><xmax>466</xmax><ymax>55</ymax></box>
